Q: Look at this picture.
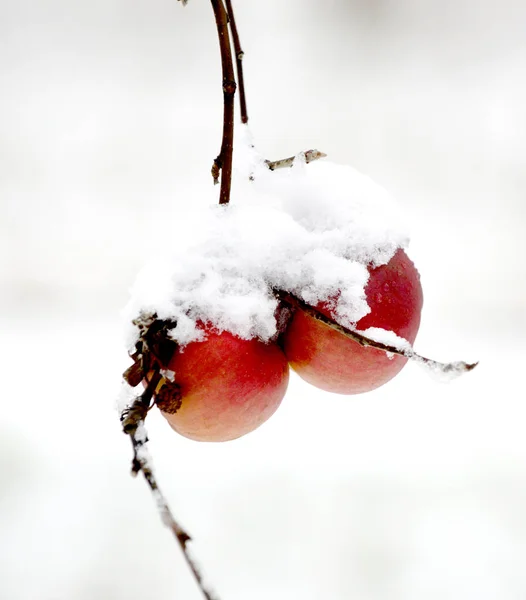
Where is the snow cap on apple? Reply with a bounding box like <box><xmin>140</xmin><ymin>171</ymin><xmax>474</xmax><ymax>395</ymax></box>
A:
<box><xmin>125</xmin><ymin>127</ymin><xmax>412</xmax><ymax>348</ymax></box>
<box><xmin>124</xmin><ymin>128</ymin><xmax>422</xmax><ymax>440</ymax></box>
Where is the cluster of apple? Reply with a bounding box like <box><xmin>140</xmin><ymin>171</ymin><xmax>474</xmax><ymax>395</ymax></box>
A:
<box><xmin>125</xmin><ymin>245</ymin><xmax>423</xmax><ymax>443</ymax></box>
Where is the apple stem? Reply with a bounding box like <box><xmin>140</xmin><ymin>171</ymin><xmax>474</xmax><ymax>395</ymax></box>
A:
<box><xmin>224</xmin><ymin>0</ymin><xmax>248</xmax><ymax>124</ymax></box>
<box><xmin>210</xmin><ymin>0</ymin><xmax>236</xmax><ymax>205</ymax></box>
<box><xmin>276</xmin><ymin>291</ymin><xmax>478</xmax><ymax>376</ymax></box>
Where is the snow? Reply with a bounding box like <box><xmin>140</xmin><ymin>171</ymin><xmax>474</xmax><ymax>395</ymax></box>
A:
<box><xmin>116</xmin><ymin>380</ymin><xmax>138</xmax><ymax>413</ymax></box>
<box><xmin>357</xmin><ymin>326</ymin><xmax>413</xmax><ymax>359</ymax></box>
<box><xmin>135</xmin><ymin>421</ymin><xmax>149</xmax><ymax>445</ymax></box>
<box><xmin>124</xmin><ymin>126</ymin><xmax>409</xmax><ymax>348</ymax></box>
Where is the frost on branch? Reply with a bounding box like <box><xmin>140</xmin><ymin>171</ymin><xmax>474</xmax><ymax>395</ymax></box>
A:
<box><xmin>120</xmin><ymin>375</ymin><xmax>218</xmax><ymax>600</ymax></box>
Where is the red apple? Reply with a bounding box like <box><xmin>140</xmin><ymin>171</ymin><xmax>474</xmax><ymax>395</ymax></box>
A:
<box><xmin>281</xmin><ymin>249</ymin><xmax>423</xmax><ymax>394</ymax></box>
<box><xmin>156</xmin><ymin>329</ymin><xmax>289</xmax><ymax>442</ymax></box>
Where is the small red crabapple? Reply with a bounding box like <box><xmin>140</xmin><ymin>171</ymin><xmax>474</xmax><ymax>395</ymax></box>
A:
<box><xmin>282</xmin><ymin>249</ymin><xmax>423</xmax><ymax>394</ymax></box>
<box><xmin>154</xmin><ymin>327</ymin><xmax>289</xmax><ymax>442</ymax></box>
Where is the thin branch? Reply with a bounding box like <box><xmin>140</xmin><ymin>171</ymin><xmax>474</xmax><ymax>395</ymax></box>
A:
<box><xmin>276</xmin><ymin>291</ymin><xmax>478</xmax><ymax>377</ymax></box>
<box><xmin>210</xmin><ymin>0</ymin><xmax>236</xmax><ymax>205</ymax></box>
<box><xmin>248</xmin><ymin>149</ymin><xmax>327</xmax><ymax>182</ymax></box>
<box><xmin>266</xmin><ymin>149</ymin><xmax>327</xmax><ymax>171</ymax></box>
<box><xmin>121</xmin><ymin>373</ymin><xmax>218</xmax><ymax>600</ymax></box>
<box><xmin>224</xmin><ymin>0</ymin><xmax>248</xmax><ymax>123</ymax></box>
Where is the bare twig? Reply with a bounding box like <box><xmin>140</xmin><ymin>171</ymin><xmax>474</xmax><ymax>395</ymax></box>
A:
<box><xmin>210</xmin><ymin>0</ymin><xmax>236</xmax><ymax>204</ymax></box>
<box><xmin>265</xmin><ymin>149</ymin><xmax>327</xmax><ymax>171</ymax></box>
<box><xmin>276</xmin><ymin>291</ymin><xmax>478</xmax><ymax>377</ymax></box>
<box><xmin>248</xmin><ymin>149</ymin><xmax>327</xmax><ymax>182</ymax></box>
<box><xmin>224</xmin><ymin>0</ymin><xmax>248</xmax><ymax>123</ymax></box>
<box><xmin>121</xmin><ymin>372</ymin><xmax>218</xmax><ymax>600</ymax></box>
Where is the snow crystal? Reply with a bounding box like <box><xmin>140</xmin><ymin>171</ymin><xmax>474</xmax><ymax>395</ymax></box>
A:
<box><xmin>124</xmin><ymin>126</ymin><xmax>410</xmax><ymax>347</ymax></box>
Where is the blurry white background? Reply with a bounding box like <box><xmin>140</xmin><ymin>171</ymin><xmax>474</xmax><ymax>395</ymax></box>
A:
<box><xmin>1</xmin><ymin>1</ymin><xmax>526</xmax><ymax>598</ymax></box>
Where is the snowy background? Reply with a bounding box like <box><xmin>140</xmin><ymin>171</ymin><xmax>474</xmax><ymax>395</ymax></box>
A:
<box><xmin>1</xmin><ymin>0</ymin><xmax>526</xmax><ymax>598</ymax></box>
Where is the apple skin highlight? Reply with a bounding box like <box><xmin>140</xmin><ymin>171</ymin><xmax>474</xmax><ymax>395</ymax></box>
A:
<box><xmin>160</xmin><ymin>330</ymin><xmax>289</xmax><ymax>442</ymax></box>
<box><xmin>282</xmin><ymin>249</ymin><xmax>423</xmax><ymax>394</ymax></box>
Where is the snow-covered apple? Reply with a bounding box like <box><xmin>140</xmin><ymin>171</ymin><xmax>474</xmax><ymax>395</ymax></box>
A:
<box><xmin>155</xmin><ymin>328</ymin><xmax>289</xmax><ymax>442</ymax></box>
<box><xmin>281</xmin><ymin>248</ymin><xmax>423</xmax><ymax>394</ymax></box>
<box><xmin>124</xmin><ymin>148</ymin><xmax>472</xmax><ymax>444</ymax></box>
